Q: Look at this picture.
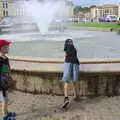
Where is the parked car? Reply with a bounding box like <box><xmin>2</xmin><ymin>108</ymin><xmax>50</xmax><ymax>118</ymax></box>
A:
<box><xmin>117</xmin><ymin>17</ymin><xmax>120</xmax><ymax>24</ymax></box>
<box><xmin>99</xmin><ymin>15</ymin><xmax>117</xmax><ymax>22</ymax></box>
<box><xmin>105</xmin><ymin>15</ymin><xmax>117</xmax><ymax>22</ymax></box>
<box><xmin>99</xmin><ymin>17</ymin><xmax>106</xmax><ymax>22</ymax></box>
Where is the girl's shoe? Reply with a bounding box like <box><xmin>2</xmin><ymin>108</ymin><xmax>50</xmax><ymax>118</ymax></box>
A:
<box><xmin>62</xmin><ymin>97</ymin><xmax>70</xmax><ymax>108</ymax></box>
<box><xmin>73</xmin><ymin>96</ymin><xmax>81</xmax><ymax>102</ymax></box>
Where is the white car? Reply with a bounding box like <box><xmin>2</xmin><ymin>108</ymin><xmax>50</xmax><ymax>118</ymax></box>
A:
<box><xmin>117</xmin><ymin>17</ymin><xmax>120</xmax><ymax>24</ymax></box>
<box><xmin>105</xmin><ymin>15</ymin><xmax>117</xmax><ymax>22</ymax></box>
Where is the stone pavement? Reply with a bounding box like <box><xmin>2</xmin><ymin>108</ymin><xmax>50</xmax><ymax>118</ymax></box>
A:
<box><xmin>1</xmin><ymin>91</ymin><xmax>120</xmax><ymax>120</ymax></box>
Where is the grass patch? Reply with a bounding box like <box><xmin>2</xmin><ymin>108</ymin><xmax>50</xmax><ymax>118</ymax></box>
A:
<box><xmin>72</xmin><ymin>23</ymin><xmax>120</xmax><ymax>29</ymax></box>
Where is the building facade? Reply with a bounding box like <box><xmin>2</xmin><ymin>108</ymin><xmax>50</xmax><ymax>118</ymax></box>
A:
<box><xmin>90</xmin><ymin>4</ymin><xmax>120</xmax><ymax>20</ymax></box>
<box><xmin>0</xmin><ymin>0</ymin><xmax>9</xmax><ymax>20</ymax></box>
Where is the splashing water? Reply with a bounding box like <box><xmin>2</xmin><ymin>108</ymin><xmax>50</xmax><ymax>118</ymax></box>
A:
<box><xmin>16</xmin><ymin>0</ymin><xmax>67</xmax><ymax>35</ymax></box>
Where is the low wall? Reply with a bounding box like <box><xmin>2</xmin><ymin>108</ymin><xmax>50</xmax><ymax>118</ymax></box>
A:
<box><xmin>10</xmin><ymin>57</ymin><xmax>120</xmax><ymax>96</ymax></box>
<box><xmin>11</xmin><ymin>69</ymin><xmax>120</xmax><ymax>96</ymax></box>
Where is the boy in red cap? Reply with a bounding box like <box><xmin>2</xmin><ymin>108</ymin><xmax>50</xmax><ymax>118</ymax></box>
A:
<box><xmin>0</xmin><ymin>40</ymin><xmax>12</xmax><ymax>119</ymax></box>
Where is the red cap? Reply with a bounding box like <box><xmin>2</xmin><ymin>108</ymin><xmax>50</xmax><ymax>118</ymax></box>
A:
<box><xmin>0</xmin><ymin>39</ymin><xmax>12</xmax><ymax>49</ymax></box>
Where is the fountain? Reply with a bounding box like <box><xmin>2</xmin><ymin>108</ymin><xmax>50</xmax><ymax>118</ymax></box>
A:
<box><xmin>0</xmin><ymin>0</ymin><xmax>119</xmax><ymax>58</ymax></box>
<box><xmin>0</xmin><ymin>0</ymin><xmax>68</xmax><ymax>35</ymax></box>
<box><xmin>19</xmin><ymin>0</ymin><xmax>69</xmax><ymax>34</ymax></box>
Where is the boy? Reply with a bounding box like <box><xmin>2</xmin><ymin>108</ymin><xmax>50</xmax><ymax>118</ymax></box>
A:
<box><xmin>0</xmin><ymin>39</ymin><xmax>12</xmax><ymax>119</ymax></box>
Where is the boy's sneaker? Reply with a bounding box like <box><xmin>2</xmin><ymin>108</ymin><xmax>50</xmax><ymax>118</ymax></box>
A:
<box><xmin>62</xmin><ymin>97</ymin><xmax>70</xmax><ymax>108</ymax></box>
<box><xmin>7</xmin><ymin>112</ymin><xmax>16</xmax><ymax>117</ymax></box>
<box><xmin>3</xmin><ymin>114</ymin><xmax>9</xmax><ymax>120</ymax></box>
<box><xmin>7</xmin><ymin>117</ymin><xmax>16</xmax><ymax>120</ymax></box>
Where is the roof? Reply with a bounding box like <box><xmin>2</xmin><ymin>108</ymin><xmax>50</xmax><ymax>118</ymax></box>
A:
<box><xmin>91</xmin><ymin>4</ymin><xmax>119</xmax><ymax>9</ymax></box>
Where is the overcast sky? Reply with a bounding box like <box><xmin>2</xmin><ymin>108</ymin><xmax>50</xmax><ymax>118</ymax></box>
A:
<box><xmin>72</xmin><ymin>0</ymin><xmax>120</xmax><ymax>6</ymax></box>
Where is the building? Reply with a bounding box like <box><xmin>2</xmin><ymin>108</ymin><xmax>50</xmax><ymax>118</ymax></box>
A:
<box><xmin>118</xmin><ymin>4</ymin><xmax>120</xmax><ymax>17</ymax></box>
<box><xmin>0</xmin><ymin>0</ymin><xmax>74</xmax><ymax>20</ymax></box>
<box><xmin>0</xmin><ymin>0</ymin><xmax>8</xmax><ymax>20</ymax></box>
<box><xmin>84</xmin><ymin>12</ymin><xmax>91</xmax><ymax>19</ymax></box>
<box><xmin>67</xmin><ymin>0</ymin><xmax>74</xmax><ymax>17</ymax></box>
<box><xmin>90</xmin><ymin>4</ymin><xmax>120</xmax><ymax>21</ymax></box>
<box><xmin>0</xmin><ymin>0</ymin><xmax>19</xmax><ymax>19</ymax></box>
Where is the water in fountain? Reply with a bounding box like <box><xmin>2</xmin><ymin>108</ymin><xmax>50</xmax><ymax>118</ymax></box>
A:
<box><xmin>15</xmin><ymin>0</ymin><xmax>67</xmax><ymax>35</ymax></box>
<box><xmin>0</xmin><ymin>0</ymin><xmax>120</xmax><ymax>58</ymax></box>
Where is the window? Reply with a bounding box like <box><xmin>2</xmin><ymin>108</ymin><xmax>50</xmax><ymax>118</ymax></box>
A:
<box><xmin>3</xmin><ymin>10</ymin><xmax>8</xmax><ymax>17</ymax></box>
<box><xmin>3</xmin><ymin>2</ymin><xmax>8</xmax><ymax>9</ymax></box>
<box><xmin>6</xmin><ymin>11</ymin><xmax>8</xmax><ymax>16</ymax></box>
<box><xmin>3</xmin><ymin>10</ymin><xmax>5</xmax><ymax>16</ymax></box>
<box><xmin>6</xmin><ymin>2</ymin><xmax>8</xmax><ymax>8</ymax></box>
<box><xmin>3</xmin><ymin>2</ymin><xmax>5</xmax><ymax>8</ymax></box>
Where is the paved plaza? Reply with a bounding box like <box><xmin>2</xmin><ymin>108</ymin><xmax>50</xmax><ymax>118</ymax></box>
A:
<box><xmin>0</xmin><ymin>91</ymin><xmax>120</xmax><ymax>120</ymax></box>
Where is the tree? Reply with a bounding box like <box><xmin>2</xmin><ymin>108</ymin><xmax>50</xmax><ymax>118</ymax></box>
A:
<box><xmin>90</xmin><ymin>5</ymin><xmax>96</xmax><ymax>8</ymax></box>
<box><xmin>82</xmin><ymin>7</ymin><xmax>90</xmax><ymax>12</ymax></box>
<box><xmin>74</xmin><ymin>6</ymin><xmax>82</xmax><ymax>15</ymax></box>
<box><xmin>74</xmin><ymin>6</ymin><xmax>90</xmax><ymax>15</ymax></box>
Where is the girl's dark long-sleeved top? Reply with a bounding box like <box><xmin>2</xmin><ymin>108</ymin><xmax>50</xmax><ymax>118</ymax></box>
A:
<box><xmin>64</xmin><ymin>45</ymin><xmax>80</xmax><ymax>65</ymax></box>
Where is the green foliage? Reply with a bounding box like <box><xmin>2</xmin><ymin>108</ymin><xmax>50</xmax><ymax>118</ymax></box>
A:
<box><xmin>90</xmin><ymin>5</ymin><xmax>96</xmax><ymax>8</ymax></box>
<box><xmin>74</xmin><ymin>6</ymin><xmax>90</xmax><ymax>15</ymax></box>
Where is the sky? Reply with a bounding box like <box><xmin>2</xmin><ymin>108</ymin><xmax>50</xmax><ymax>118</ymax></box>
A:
<box><xmin>72</xmin><ymin>0</ymin><xmax>120</xmax><ymax>6</ymax></box>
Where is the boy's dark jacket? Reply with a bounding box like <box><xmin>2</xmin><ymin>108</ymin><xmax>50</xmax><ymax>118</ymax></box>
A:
<box><xmin>0</xmin><ymin>56</ymin><xmax>10</xmax><ymax>96</ymax></box>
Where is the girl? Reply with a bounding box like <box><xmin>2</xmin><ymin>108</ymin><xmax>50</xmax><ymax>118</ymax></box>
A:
<box><xmin>62</xmin><ymin>39</ymin><xmax>80</xmax><ymax>108</ymax></box>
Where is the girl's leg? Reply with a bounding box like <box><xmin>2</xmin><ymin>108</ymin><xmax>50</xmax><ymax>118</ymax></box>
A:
<box><xmin>72</xmin><ymin>82</ymin><xmax>80</xmax><ymax>98</ymax></box>
<box><xmin>62</xmin><ymin>62</ymin><xmax>72</xmax><ymax>98</ymax></box>
<box><xmin>62</xmin><ymin>82</ymin><xmax>70</xmax><ymax>108</ymax></box>
<box><xmin>73</xmin><ymin>64</ymin><xmax>80</xmax><ymax>100</ymax></box>
<box><xmin>64</xmin><ymin>82</ymin><xmax>69</xmax><ymax>97</ymax></box>
<box><xmin>62</xmin><ymin>63</ymin><xmax>72</xmax><ymax>108</ymax></box>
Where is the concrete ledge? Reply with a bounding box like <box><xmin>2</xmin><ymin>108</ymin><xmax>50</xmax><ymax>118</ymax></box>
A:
<box><xmin>9</xmin><ymin>56</ymin><xmax>120</xmax><ymax>64</ymax></box>
<box><xmin>9</xmin><ymin>57</ymin><xmax>120</xmax><ymax>96</ymax></box>
<box><xmin>9</xmin><ymin>56</ymin><xmax>120</xmax><ymax>73</ymax></box>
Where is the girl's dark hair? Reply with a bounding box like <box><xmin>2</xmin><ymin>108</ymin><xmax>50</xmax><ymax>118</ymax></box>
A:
<box><xmin>64</xmin><ymin>39</ymin><xmax>73</xmax><ymax>51</ymax></box>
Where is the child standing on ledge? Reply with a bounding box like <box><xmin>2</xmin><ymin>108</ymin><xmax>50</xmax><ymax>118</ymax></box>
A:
<box><xmin>62</xmin><ymin>39</ymin><xmax>80</xmax><ymax>108</ymax></box>
<box><xmin>0</xmin><ymin>39</ymin><xmax>12</xmax><ymax>119</ymax></box>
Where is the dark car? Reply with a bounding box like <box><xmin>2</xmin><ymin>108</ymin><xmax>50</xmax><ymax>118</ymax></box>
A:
<box><xmin>99</xmin><ymin>17</ymin><xmax>106</xmax><ymax>22</ymax></box>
